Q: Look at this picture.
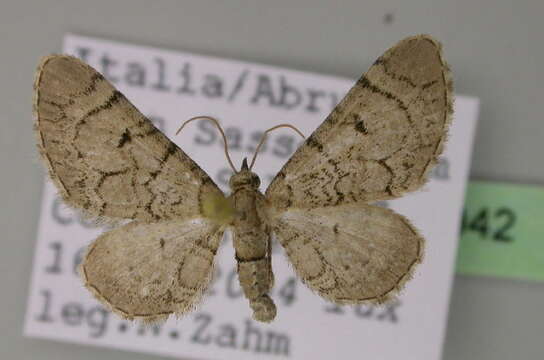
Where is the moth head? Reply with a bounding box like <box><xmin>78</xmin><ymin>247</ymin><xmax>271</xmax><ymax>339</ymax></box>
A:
<box><xmin>229</xmin><ymin>158</ymin><xmax>261</xmax><ymax>190</ymax></box>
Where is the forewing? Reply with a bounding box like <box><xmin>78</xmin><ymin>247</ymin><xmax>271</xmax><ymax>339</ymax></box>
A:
<box><xmin>273</xmin><ymin>204</ymin><xmax>423</xmax><ymax>303</ymax></box>
<box><xmin>266</xmin><ymin>35</ymin><xmax>453</xmax><ymax>210</ymax></box>
<box><xmin>34</xmin><ymin>55</ymin><xmax>224</xmax><ymax>221</ymax></box>
<box><xmin>81</xmin><ymin>218</ymin><xmax>223</xmax><ymax>322</ymax></box>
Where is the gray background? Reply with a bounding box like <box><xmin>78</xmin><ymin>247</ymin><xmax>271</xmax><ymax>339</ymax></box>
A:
<box><xmin>1</xmin><ymin>0</ymin><xmax>543</xmax><ymax>359</ymax></box>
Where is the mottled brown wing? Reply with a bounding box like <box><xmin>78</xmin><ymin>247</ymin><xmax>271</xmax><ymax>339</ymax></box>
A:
<box><xmin>34</xmin><ymin>55</ymin><xmax>224</xmax><ymax>222</ymax></box>
<box><xmin>272</xmin><ymin>204</ymin><xmax>423</xmax><ymax>304</ymax></box>
<box><xmin>81</xmin><ymin>218</ymin><xmax>223</xmax><ymax>323</ymax></box>
<box><xmin>266</xmin><ymin>35</ymin><xmax>453</xmax><ymax>211</ymax></box>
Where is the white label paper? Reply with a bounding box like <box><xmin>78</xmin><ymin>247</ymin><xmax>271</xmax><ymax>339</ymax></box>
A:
<box><xmin>25</xmin><ymin>34</ymin><xmax>479</xmax><ymax>360</ymax></box>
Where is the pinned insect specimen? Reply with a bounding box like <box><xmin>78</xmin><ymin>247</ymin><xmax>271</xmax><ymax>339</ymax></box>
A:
<box><xmin>34</xmin><ymin>34</ymin><xmax>453</xmax><ymax>323</ymax></box>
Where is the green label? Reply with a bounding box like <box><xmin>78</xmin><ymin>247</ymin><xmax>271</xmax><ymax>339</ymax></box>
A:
<box><xmin>456</xmin><ymin>181</ymin><xmax>544</xmax><ymax>282</ymax></box>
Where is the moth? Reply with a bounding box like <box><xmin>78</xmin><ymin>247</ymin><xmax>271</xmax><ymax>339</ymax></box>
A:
<box><xmin>34</xmin><ymin>34</ymin><xmax>453</xmax><ymax>323</ymax></box>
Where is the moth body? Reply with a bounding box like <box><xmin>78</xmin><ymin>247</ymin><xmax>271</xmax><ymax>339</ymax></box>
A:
<box><xmin>228</xmin><ymin>159</ymin><xmax>276</xmax><ymax>322</ymax></box>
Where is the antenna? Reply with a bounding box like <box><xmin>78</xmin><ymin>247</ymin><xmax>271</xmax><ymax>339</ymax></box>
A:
<box><xmin>249</xmin><ymin>124</ymin><xmax>305</xmax><ymax>170</ymax></box>
<box><xmin>175</xmin><ymin>116</ymin><xmax>238</xmax><ymax>173</ymax></box>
